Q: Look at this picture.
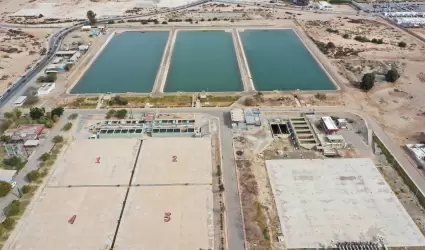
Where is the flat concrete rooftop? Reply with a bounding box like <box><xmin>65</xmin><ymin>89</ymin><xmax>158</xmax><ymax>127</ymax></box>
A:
<box><xmin>49</xmin><ymin>139</ymin><xmax>140</xmax><ymax>186</ymax></box>
<box><xmin>8</xmin><ymin>187</ymin><xmax>126</xmax><ymax>250</ymax></box>
<box><xmin>266</xmin><ymin>158</ymin><xmax>425</xmax><ymax>248</ymax></box>
<box><xmin>7</xmin><ymin>137</ymin><xmax>213</xmax><ymax>250</ymax></box>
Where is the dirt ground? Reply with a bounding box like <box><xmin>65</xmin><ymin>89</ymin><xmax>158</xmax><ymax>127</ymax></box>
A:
<box><xmin>0</xmin><ymin>28</ymin><xmax>53</xmax><ymax>93</ymax></box>
<box><xmin>299</xmin><ymin>16</ymin><xmax>425</xmax><ymax>145</ymax></box>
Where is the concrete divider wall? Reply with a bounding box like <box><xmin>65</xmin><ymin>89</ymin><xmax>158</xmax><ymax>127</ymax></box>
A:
<box><xmin>373</xmin><ymin>135</ymin><xmax>425</xmax><ymax>208</ymax></box>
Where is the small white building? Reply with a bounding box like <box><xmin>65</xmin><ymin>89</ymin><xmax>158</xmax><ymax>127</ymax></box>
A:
<box><xmin>52</xmin><ymin>57</ymin><xmax>63</xmax><ymax>64</ymax></box>
<box><xmin>13</xmin><ymin>96</ymin><xmax>27</xmax><ymax>106</ymax></box>
<box><xmin>324</xmin><ymin>134</ymin><xmax>346</xmax><ymax>149</ymax></box>
<box><xmin>68</xmin><ymin>51</ymin><xmax>81</xmax><ymax>64</ymax></box>
<box><xmin>81</xmin><ymin>25</ymin><xmax>92</xmax><ymax>31</ymax></box>
<box><xmin>37</xmin><ymin>82</ymin><xmax>55</xmax><ymax>95</ymax></box>
<box><xmin>313</xmin><ymin>1</ymin><xmax>333</xmax><ymax>10</ymax></box>
<box><xmin>78</xmin><ymin>44</ymin><xmax>89</xmax><ymax>51</ymax></box>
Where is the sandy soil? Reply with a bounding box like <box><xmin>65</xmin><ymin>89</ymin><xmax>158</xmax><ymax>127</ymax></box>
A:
<box><xmin>299</xmin><ymin>15</ymin><xmax>425</xmax><ymax>145</ymax></box>
<box><xmin>0</xmin><ymin>28</ymin><xmax>53</xmax><ymax>93</ymax></box>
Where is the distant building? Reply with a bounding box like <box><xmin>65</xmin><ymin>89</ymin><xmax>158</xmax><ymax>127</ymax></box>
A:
<box><xmin>321</xmin><ymin>116</ymin><xmax>338</xmax><ymax>133</ymax></box>
<box><xmin>37</xmin><ymin>83</ymin><xmax>55</xmax><ymax>95</ymax></box>
<box><xmin>293</xmin><ymin>0</ymin><xmax>310</xmax><ymax>6</ymax></box>
<box><xmin>230</xmin><ymin>108</ymin><xmax>261</xmax><ymax>130</ymax></box>
<box><xmin>0</xmin><ymin>169</ymin><xmax>17</xmax><ymax>183</ymax></box>
<box><xmin>55</xmin><ymin>50</ymin><xmax>77</xmax><ymax>57</ymax></box>
<box><xmin>4</xmin><ymin>124</ymin><xmax>45</xmax><ymax>144</ymax></box>
<box><xmin>80</xmin><ymin>26</ymin><xmax>92</xmax><ymax>31</ymax></box>
<box><xmin>313</xmin><ymin>1</ymin><xmax>333</xmax><ymax>10</ymax></box>
<box><xmin>68</xmin><ymin>51</ymin><xmax>81</xmax><ymax>64</ymax></box>
<box><xmin>13</xmin><ymin>96</ymin><xmax>27</xmax><ymax>106</ymax></box>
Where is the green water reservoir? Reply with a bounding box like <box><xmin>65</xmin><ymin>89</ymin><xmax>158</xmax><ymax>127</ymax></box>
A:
<box><xmin>165</xmin><ymin>30</ymin><xmax>243</xmax><ymax>92</ymax></box>
<box><xmin>239</xmin><ymin>29</ymin><xmax>336</xmax><ymax>91</ymax></box>
<box><xmin>71</xmin><ymin>31</ymin><xmax>169</xmax><ymax>94</ymax></box>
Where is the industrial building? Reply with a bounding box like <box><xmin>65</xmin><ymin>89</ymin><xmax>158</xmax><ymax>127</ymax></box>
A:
<box><xmin>93</xmin><ymin>113</ymin><xmax>206</xmax><ymax>138</ymax></box>
<box><xmin>37</xmin><ymin>83</ymin><xmax>55</xmax><ymax>95</ymax></box>
<box><xmin>4</xmin><ymin>124</ymin><xmax>45</xmax><ymax>143</ymax></box>
<box><xmin>312</xmin><ymin>1</ymin><xmax>333</xmax><ymax>11</ymax></box>
<box><xmin>230</xmin><ymin>108</ymin><xmax>261</xmax><ymax>130</ymax></box>
<box><xmin>266</xmin><ymin>158</ymin><xmax>425</xmax><ymax>248</ymax></box>
<box><xmin>321</xmin><ymin>116</ymin><xmax>339</xmax><ymax>133</ymax></box>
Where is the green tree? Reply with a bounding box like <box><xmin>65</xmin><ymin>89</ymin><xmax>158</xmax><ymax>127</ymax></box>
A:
<box><xmin>64</xmin><ymin>64</ymin><xmax>72</xmax><ymax>71</ymax></box>
<box><xmin>29</xmin><ymin>107</ymin><xmax>45</xmax><ymax>120</ymax></box>
<box><xmin>62</xmin><ymin>122</ymin><xmax>73</xmax><ymax>131</ymax></box>
<box><xmin>115</xmin><ymin>109</ymin><xmax>128</xmax><ymax>119</ymax></box>
<box><xmin>244</xmin><ymin>97</ymin><xmax>255</xmax><ymax>106</ymax></box>
<box><xmin>87</xmin><ymin>10</ymin><xmax>97</xmax><ymax>25</ymax></box>
<box><xmin>51</xmin><ymin>107</ymin><xmax>64</xmax><ymax>118</ymax></box>
<box><xmin>3</xmin><ymin>112</ymin><xmax>14</xmax><ymax>120</ymax></box>
<box><xmin>0</xmin><ymin>181</ymin><xmax>12</xmax><ymax>197</ymax></box>
<box><xmin>3</xmin><ymin>156</ymin><xmax>24</xmax><ymax>169</ymax></box>
<box><xmin>2</xmin><ymin>217</ymin><xmax>15</xmax><ymax>230</ymax></box>
<box><xmin>5</xmin><ymin>200</ymin><xmax>20</xmax><ymax>216</ymax></box>
<box><xmin>385</xmin><ymin>68</ymin><xmax>400</xmax><ymax>82</ymax></box>
<box><xmin>0</xmin><ymin>224</ymin><xmax>4</xmax><ymax>237</ymax></box>
<box><xmin>0</xmin><ymin>135</ymin><xmax>12</xmax><ymax>143</ymax></box>
<box><xmin>27</xmin><ymin>170</ymin><xmax>40</xmax><ymax>182</ymax></box>
<box><xmin>106</xmin><ymin>109</ymin><xmax>116</xmax><ymax>119</ymax></box>
<box><xmin>360</xmin><ymin>73</ymin><xmax>375</xmax><ymax>91</ymax></box>
<box><xmin>52</xmin><ymin>135</ymin><xmax>64</xmax><ymax>144</ymax></box>
<box><xmin>45</xmin><ymin>73</ymin><xmax>57</xmax><ymax>83</ymax></box>
<box><xmin>13</xmin><ymin>108</ymin><xmax>22</xmax><ymax>119</ymax></box>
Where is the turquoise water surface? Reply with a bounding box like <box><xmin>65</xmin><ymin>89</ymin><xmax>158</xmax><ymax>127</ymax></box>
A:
<box><xmin>71</xmin><ymin>31</ymin><xmax>169</xmax><ymax>94</ymax></box>
<box><xmin>239</xmin><ymin>29</ymin><xmax>335</xmax><ymax>91</ymax></box>
<box><xmin>165</xmin><ymin>30</ymin><xmax>243</xmax><ymax>92</ymax></box>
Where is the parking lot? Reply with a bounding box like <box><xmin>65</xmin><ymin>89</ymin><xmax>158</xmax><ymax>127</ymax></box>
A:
<box><xmin>360</xmin><ymin>2</ymin><xmax>425</xmax><ymax>12</ymax></box>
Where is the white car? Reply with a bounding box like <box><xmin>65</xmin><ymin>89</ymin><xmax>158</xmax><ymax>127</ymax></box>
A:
<box><xmin>11</xmin><ymin>181</ymin><xmax>17</xmax><ymax>188</ymax></box>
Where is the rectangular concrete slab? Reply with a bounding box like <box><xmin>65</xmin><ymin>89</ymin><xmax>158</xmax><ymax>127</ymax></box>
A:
<box><xmin>8</xmin><ymin>187</ymin><xmax>126</xmax><ymax>250</ymax></box>
<box><xmin>133</xmin><ymin>138</ymin><xmax>212</xmax><ymax>184</ymax></box>
<box><xmin>49</xmin><ymin>139</ymin><xmax>140</xmax><ymax>186</ymax></box>
<box><xmin>116</xmin><ymin>186</ymin><xmax>214</xmax><ymax>250</ymax></box>
<box><xmin>266</xmin><ymin>158</ymin><xmax>425</xmax><ymax>248</ymax></box>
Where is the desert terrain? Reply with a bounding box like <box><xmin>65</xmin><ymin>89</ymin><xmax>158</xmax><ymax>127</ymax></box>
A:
<box><xmin>0</xmin><ymin>28</ymin><xmax>53</xmax><ymax>93</ymax></box>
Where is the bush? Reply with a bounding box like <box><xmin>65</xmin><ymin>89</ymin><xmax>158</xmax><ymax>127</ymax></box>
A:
<box><xmin>21</xmin><ymin>185</ymin><xmax>31</xmax><ymax>194</ymax></box>
<box><xmin>162</xmin><ymin>21</ymin><xmax>168</xmax><ymax>24</ymax></box>
<box><xmin>27</xmin><ymin>170</ymin><xmax>40</xmax><ymax>182</ymax></box>
<box><xmin>39</xmin><ymin>152</ymin><xmax>51</xmax><ymax>162</ymax></box>
<box><xmin>326</xmin><ymin>28</ymin><xmax>339</xmax><ymax>34</ymax></box>
<box><xmin>115</xmin><ymin>109</ymin><xmax>128</xmax><ymax>119</ymax></box>
<box><xmin>62</xmin><ymin>122</ymin><xmax>73</xmax><ymax>131</ymax></box>
<box><xmin>108</xmin><ymin>96</ymin><xmax>128</xmax><ymax>106</ymax></box>
<box><xmin>68</xmin><ymin>113</ymin><xmax>78</xmax><ymax>120</ymax></box>
<box><xmin>3</xmin><ymin>156</ymin><xmax>25</xmax><ymax>170</ymax></box>
<box><xmin>354</xmin><ymin>35</ymin><xmax>370</xmax><ymax>43</ymax></box>
<box><xmin>0</xmin><ymin>224</ymin><xmax>4</xmax><ymax>237</ymax></box>
<box><xmin>52</xmin><ymin>135</ymin><xmax>64</xmax><ymax>144</ymax></box>
<box><xmin>398</xmin><ymin>41</ymin><xmax>407</xmax><ymax>48</ymax></box>
<box><xmin>107</xmin><ymin>20</ymin><xmax>115</xmax><ymax>24</ymax></box>
<box><xmin>64</xmin><ymin>64</ymin><xmax>72</xmax><ymax>71</ymax></box>
<box><xmin>244</xmin><ymin>97</ymin><xmax>255</xmax><ymax>106</ymax></box>
<box><xmin>371</xmin><ymin>38</ymin><xmax>384</xmax><ymax>44</ymax></box>
<box><xmin>5</xmin><ymin>200</ymin><xmax>20</xmax><ymax>216</ymax></box>
<box><xmin>106</xmin><ymin>109</ymin><xmax>116</xmax><ymax>119</ymax></box>
<box><xmin>2</xmin><ymin>217</ymin><xmax>15</xmax><ymax>230</ymax></box>
<box><xmin>0</xmin><ymin>181</ymin><xmax>12</xmax><ymax>197</ymax></box>
<box><xmin>360</xmin><ymin>73</ymin><xmax>375</xmax><ymax>91</ymax></box>
<box><xmin>51</xmin><ymin>107</ymin><xmax>64</xmax><ymax>118</ymax></box>
<box><xmin>385</xmin><ymin>68</ymin><xmax>400</xmax><ymax>82</ymax></box>
<box><xmin>342</xmin><ymin>34</ymin><xmax>350</xmax><ymax>39</ymax></box>
<box><xmin>325</xmin><ymin>42</ymin><xmax>335</xmax><ymax>49</ymax></box>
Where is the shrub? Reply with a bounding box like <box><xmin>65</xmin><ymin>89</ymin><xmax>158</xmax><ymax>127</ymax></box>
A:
<box><xmin>354</xmin><ymin>35</ymin><xmax>370</xmax><ymax>43</ymax></box>
<box><xmin>115</xmin><ymin>109</ymin><xmax>128</xmax><ymax>119</ymax></box>
<box><xmin>107</xmin><ymin>20</ymin><xmax>115</xmax><ymax>24</ymax></box>
<box><xmin>27</xmin><ymin>170</ymin><xmax>40</xmax><ymax>182</ymax></box>
<box><xmin>5</xmin><ymin>200</ymin><xmax>20</xmax><ymax>216</ymax></box>
<box><xmin>62</xmin><ymin>122</ymin><xmax>72</xmax><ymax>131</ymax></box>
<box><xmin>52</xmin><ymin>135</ymin><xmax>64</xmax><ymax>144</ymax></box>
<box><xmin>21</xmin><ymin>185</ymin><xmax>31</xmax><ymax>194</ymax></box>
<box><xmin>398</xmin><ymin>41</ymin><xmax>407</xmax><ymax>48</ymax></box>
<box><xmin>325</xmin><ymin>28</ymin><xmax>339</xmax><ymax>34</ymax></box>
<box><xmin>0</xmin><ymin>181</ymin><xmax>12</xmax><ymax>197</ymax></box>
<box><xmin>244</xmin><ymin>97</ymin><xmax>255</xmax><ymax>106</ymax></box>
<box><xmin>342</xmin><ymin>34</ymin><xmax>350</xmax><ymax>39</ymax></box>
<box><xmin>2</xmin><ymin>217</ymin><xmax>15</xmax><ymax>230</ymax></box>
<box><xmin>68</xmin><ymin>113</ymin><xmax>78</xmax><ymax>120</ymax></box>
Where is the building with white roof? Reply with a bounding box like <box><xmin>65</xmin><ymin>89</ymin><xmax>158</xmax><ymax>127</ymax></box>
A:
<box><xmin>321</xmin><ymin>116</ymin><xmax>338</xmax><ymax>133</ymax></box>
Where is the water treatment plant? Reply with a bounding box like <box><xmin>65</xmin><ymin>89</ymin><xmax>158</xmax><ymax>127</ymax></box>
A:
<box><xmin>69</xmin><ymin>28</ymin><xmax>338</xmax><ymax>95</ymax></box>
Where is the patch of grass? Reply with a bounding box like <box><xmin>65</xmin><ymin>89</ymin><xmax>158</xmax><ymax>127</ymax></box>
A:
<box><xmin>254</xmin><ymin>201</ymin><xmax>271</xmax><ymax>243</ymax></box>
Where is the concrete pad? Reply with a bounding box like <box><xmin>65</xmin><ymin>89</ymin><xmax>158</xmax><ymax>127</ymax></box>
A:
<box><xmin>133</xmin><ymin>138</ymin><xmax>212</xmax><ymax>184</ymax></box>
<box><xmin>116</xmin><ymin>185</ymin><xmax>214</xmax><ymax>250</ymax></box>
<box><xmin>8</xmin><ymin>187</ymin><xmax>126</xmax><ymax>250</ymax></box>
<box><xmin>266</xmin><ymin>158</ymin><xmax>425</xmax><ymax>248</ymax></box>
<box><xmin>49</xmin><ymin>139</ymin><xmax>140</xmax><ymax>186</ymax></box>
